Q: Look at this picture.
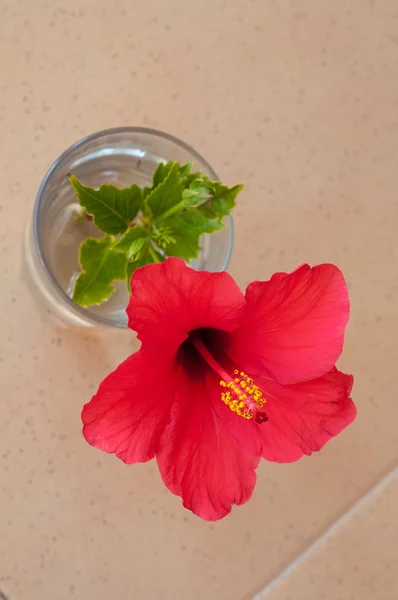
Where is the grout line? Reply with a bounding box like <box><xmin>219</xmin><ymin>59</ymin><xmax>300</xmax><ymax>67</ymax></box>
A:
<box><xmin>252</xmin><ymin>465</ymin><xmax>398</xmax><ymax>599</ymax></box>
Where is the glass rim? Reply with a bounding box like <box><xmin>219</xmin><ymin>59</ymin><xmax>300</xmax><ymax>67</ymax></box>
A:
<box><xmin>33</xmin><ymin>126</ymin><xmax>234</xmax><ymax>329</ymax></box>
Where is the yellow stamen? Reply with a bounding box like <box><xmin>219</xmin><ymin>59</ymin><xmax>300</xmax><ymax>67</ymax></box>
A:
<box><xmin>220</xmin><ymin>371</ymin><xmax>267</xmax><ymax>420</ymax></box>
<box><xmin>189</xmin><ymin>337</ymin><xmax>268</xmax><ymax>424</ymax></box>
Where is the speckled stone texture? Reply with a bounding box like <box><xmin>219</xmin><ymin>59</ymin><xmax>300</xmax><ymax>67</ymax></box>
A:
<box><xmin>0</xmin><ymin>1</ymin><xmax>397</xmax><ymax>599</ymax></box>
<box><xmin>256</xmin><ymin>470</ymin><xmax>398</xmax><ymax>600</ymax></box>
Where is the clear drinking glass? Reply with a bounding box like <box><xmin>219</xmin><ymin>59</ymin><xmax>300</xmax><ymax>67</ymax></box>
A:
<box><xmin>25</xmin><ymin>127</ymin><xmax>234</xmax><ymax>329</ymax></box>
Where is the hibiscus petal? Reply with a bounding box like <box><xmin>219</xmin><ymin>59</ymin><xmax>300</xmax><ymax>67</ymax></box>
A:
<box><xmin>82</xmin><ymin>350</ymin><xmax>176</xmax><ymax>464</ymax></box>
<box><xmin>156</xmin><ymin>370</ymin><xmax>259</xmax><ymax>520</ymax></box>
<box><xmin>228</xmin><ymin>264</ymin><xmax>350</xmax><ymax>384</ymax></box>
<box><xmin>258</xmin><ymin>368</ymin><xmax>356</xmax><ymax>463</ymax></box>
<box><xmin>127</xmin><ymin>257</ymin><xmax>246</xmax><ymax>355</ymax></box>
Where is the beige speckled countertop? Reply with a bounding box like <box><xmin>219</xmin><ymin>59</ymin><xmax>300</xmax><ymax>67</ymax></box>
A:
<box><xmin>1</xmin><ymin>1</ymin><xmax>397</xmax><ymax>599</ymax></box>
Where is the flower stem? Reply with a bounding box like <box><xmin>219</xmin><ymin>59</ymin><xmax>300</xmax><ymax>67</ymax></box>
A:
<box><xmin>156</xmin><ymin>200</ymin><xmax>185</xmax><ymax>222</ymax></box>
<box><xmin>148</xmin><ymin>245</ymin><xmax>161</xmax><ymax>263</ymax></box>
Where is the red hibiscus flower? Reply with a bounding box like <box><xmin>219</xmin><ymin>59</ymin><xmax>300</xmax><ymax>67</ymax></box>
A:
<box><xmin>82</xmin><ymin>258</ymin><xmax>356</xmax><ymax>521</ymax></box>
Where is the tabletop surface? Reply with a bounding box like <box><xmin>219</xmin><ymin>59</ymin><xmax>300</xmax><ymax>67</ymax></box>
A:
<box><xmin>0</xmin><ymin>1</ymin><xmax>397</xmax><ymax>599</ymax></box>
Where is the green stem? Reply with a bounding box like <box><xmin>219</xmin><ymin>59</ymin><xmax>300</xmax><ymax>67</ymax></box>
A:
<box><xmin>148</xmin><ymin>245</ymin><xmax>161</xmax><ymax>262</ymax></box>
<box><xmin>156</xmin><ymin>200</ymin><xmax>185</xmax><ymax>222</ymax></box>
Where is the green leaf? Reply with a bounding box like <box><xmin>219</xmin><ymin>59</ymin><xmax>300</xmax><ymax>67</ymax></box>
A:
<box><xmin>69</xmin><ymin>175</ymin><xmax>143</xmax><ymax>235</ymax></box>
<box><xmin>126</xmin><ymin>248</ymin><xmax>164</xmax><ymax>289</ymax></box>
<box><xmin>152</xmin><ymin>161</ymin><xmax>174</xmax><ymax>187</ymax></box>
<box><xmin>199</xmin><ymin>182</ymin><xmax>243</xmax><ymax>221</ymax></box>
<box><xmin>113</xmin><ymin>226</ymin><xmax>150</xmax><ymax>254</ymax></box>
<box><xmin>182</xmin><ymin>181</ymin><xmax>214</xmax><ymax>207</ymax></box>
<box><xmin>162</xmin><ymin>233</ymin><xmax>200</xmax><ymax>260</ymax></box>
<box><xmin>153</xmin><ymin>180</ymin><xmax>242</xmax><ymax>261</ymax></box>
<box><xmin>142</xmin><ymin>186</ymin><xmax>152</xmax><ymax>199</ymax></box>
<box><xmin>155</xmin><ymin>180</ymin><xmax>242</xmax><ymax>261</ymax></box>
<box><xmin>176</xmin><ymin>210</ymin><xmax>224</xmax><ymax>234</ymax></box>
<box><xmin>128</xmin><ymin>237</ymin><xmax>147</xmax><ymax>259</ymax></box>
<box><xmin>160</xmin><ymin>214</ymin><xmax>205</xmax><ymax>260</ymax></box>
<box><xmin>189</xmin><ymin>178</ymin><xmax>214</xmax><ymax>191</ymax></box>
<box><xmin>152</xmin><ymin>161</ymin><xmax>195</xmax><ymax>188</ymax></box>
<box><xmin>160</xmin><ymin>209</ymin><xmax>223</xmax><ymax>261</ymax></box>
<box><xmin>72</xmin><ymin>236</ymin><xmax>127</xmax><ymax>307</ymax></box>
<box><xmin>146</xmin><ymin>162</ymin><xmax>185</xmax><ymax>218</ymax></box>
<box><xmin>69</xmin><ymin>164</ymin><xmax>243</xmax><ymax>306</ymax></box>
<box><xmin>178</xmin><ymin>162</ymin><xmax>194</xmax><ymax>183</ymax></box>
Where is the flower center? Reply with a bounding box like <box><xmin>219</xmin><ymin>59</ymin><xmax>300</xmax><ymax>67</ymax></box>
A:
<box><xmin>191</xmin><ymin>334</ymin><xmax>268</xmax><ymax>424</ymax></box>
